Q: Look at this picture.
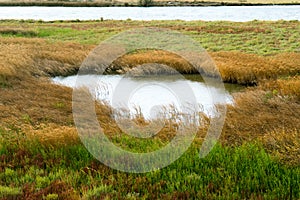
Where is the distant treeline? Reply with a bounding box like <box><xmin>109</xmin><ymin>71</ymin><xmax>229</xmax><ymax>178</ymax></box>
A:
<box><xmin>0</xmin><ymin>1</ymin><xmax>299</xmax><ymax>7</ymax></box>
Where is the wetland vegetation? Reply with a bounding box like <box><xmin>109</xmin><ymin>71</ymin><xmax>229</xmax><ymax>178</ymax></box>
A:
<box><xmin>0</xmin><ymin>19</ymin><xmax>299</xmax><ymax>199</ymax></box>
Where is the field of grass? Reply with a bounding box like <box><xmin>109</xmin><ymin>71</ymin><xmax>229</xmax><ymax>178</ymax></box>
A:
<box><xmin>0</xmin><ymin>20</ymin><xmax>299</xmax><ymax>199</ymax></box>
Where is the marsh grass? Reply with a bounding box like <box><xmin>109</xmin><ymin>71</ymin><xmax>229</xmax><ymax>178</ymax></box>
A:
<box><xmin>211</xmin><ymin>51</ymin><xmax>300</xmax><ymax>85</ymax></box>
<box><xmin>1</xmin><ymin>75</ymin><xmax>299</xmax><ymax>162</ymax></box>
<box><xmin>0</xmin><ymin>20</ymin><xmax>299</xmax><ymax>84</ymax></box>
<box><xmin>259</xmin><ymin>129</ymin><xmax>300</xmax><ymax>166</ymax></box>
<box><xmin>110</xmin><ymin>50</ymin><xmax>300</xmax><ymax>85</ymax></box>
<box><xmin>222</xmin><ymin>89</ymin><xmax>300</xmax><ymax>165</ymax></box>
<box><xmin>0</xmin><ymin>84</ymin><xmax>299</xmax><ymax>199</ymax></box>
<box><xmin>261</xmin><ymin>75</ymin><xmax>300</xmax><ymax>102</ymax></box>
<box><xmin>0</xmin><ymin>19</ymin><xmax>300</xmax><ymax>199</ymax></box>
<box><xmin>106</xmin><ymin>50</ymin><xmax>196</xmax><ymax>75</ymax></box>
<box><xmin>0</xmin><ymin>26</ymin><xmax>299</xmax><ymax>164</ymax></box>
<box><xmin>4</xmin><ymin>36</ymin><xmax>300</xmax><ymax>85</ymax></box>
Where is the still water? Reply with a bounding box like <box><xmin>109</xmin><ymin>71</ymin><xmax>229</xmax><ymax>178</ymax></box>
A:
<box><xmin>0</xmin><ymin>6</ymin><xmax>300</xmax><ymax>21</ymax></box>
<box><xmin>52</xmin><ymin>74</ymin><xmax>240</xmax><ymax>119</ymax></box>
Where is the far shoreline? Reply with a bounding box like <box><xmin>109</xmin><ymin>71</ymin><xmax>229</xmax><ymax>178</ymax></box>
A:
<box><xmin>0</xmin><ymin>1</ymin><xmax>300</xmax><ymax>7</ymax></box>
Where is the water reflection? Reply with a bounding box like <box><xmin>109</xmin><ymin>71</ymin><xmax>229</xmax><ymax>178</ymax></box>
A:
<box><xmin>1</xmin><ymin>6</ymin><xmax>299</xmax><ymax>21</ymax></box>
<box><xmin>53</xmin><ymin>74</ymin><xmax>239</xmax><ymax>119</ymax></box>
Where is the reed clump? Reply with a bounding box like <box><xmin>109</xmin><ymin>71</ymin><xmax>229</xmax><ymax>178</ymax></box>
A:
<box><xmin>261</xmin><ymin>75</ymin><xmax>300</xmax><ymax>102</ymax></box>
<box><xmin>259</xmin><ymin>129</ymin><xmax>299</xmax><ymax>166</ymax></box>
<box><xmin>0</xmin><ymin>38</ymin><xmax>93</xmax><ymax>79</ymax></box>
<box><xmin>108</xmin><ymin>49</ymin><xmax>196</xmax><ymax>74</ymax></box>
<box><xmin>211</xmin><ymin>51</ymin><xmax>300</xmax><ymax>85</ymax></box>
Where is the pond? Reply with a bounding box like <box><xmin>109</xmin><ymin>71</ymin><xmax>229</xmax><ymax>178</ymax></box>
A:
<box><xmin>52</xmin><ymin>74</ymin><xmax>242</xmax><ymax>119</ymax></box>
<box><xmin>0</xmin><ymin>6</ymin><xmax>300</xmax><ymax>21</ymax></box>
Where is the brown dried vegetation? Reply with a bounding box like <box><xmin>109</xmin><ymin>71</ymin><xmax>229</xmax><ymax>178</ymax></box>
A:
<box><xmin>261</xmin><ymin>75</ymin><xmax>300</xmax><ymax>102</ymax></box>
<box><xmin>0</xmin><ymin>37</ymin><xmax>93</xmax><ymax>79</ymax></box>
<box><xmin>108</xmin><ymin>49</ymin><xmax>196</xmax><ymax>75</ymax></box>
<box><xmin>109</xmin><ymin>50</ymin><xmax>300</xmax><ymax>85</ymax></box>
<box><xmin>21</xmin><ymin>180</ymin><xmax>78</xmax><ymax>200</ymax></box>
<box><xmin>1</xmin><ymin>37</ymin><xmax>299</xmax><ymax>85</ymax></box>
<box><xmin>211</xmin><ymin>51</ymin><xmax>300</xmax><ymax>85</ymax></box>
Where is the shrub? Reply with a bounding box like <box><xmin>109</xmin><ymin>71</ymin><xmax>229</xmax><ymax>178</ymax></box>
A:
<box><xmin>138</xmin><ymin>0</ymin><xmax>153</xmax><ymax>7</ymax></box>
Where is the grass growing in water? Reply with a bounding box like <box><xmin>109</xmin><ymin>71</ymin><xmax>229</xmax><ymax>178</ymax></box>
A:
<box><xmin>0</xmin><ymin>19</ymin><xmax>299</xmax><ymax>199</ymax></box>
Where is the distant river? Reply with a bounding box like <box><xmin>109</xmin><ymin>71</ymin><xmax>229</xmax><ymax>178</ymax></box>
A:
<box><xmin>0</xmin><ymin>6</ymin><xmax>300</xmax><ymax>21</ymax></box>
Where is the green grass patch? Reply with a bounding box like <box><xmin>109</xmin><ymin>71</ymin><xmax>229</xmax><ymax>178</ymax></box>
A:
<box><xmin>0</xmin><ymin>128</ymin><xmax>299</xmax><ymax>199</ymax></box>
<box><xmin>1</xmin><ymin>20</ymin><xmax>299</xmax><ymax>54</ymax></box>
<box><xmin>0</xmin><ymin>185</ymin><xmax>21</xmax><ymax>198</ymax></box>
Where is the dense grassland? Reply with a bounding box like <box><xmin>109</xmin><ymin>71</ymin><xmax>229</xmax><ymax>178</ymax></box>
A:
<box><xmin>0</xmin><ymin>20</ymin><xmax>299</xmax><ymax>199</ymax></box>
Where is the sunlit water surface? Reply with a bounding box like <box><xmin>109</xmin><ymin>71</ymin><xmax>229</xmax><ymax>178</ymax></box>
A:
<box><xmin>1</xmin><ymin>6</ymin><xmax>300</xmax><ymax>21</ymax></box>
<box><xmin>52</xmin><ymin>75</ymin><xmax>242</xmax><ymax>119</ymax></box>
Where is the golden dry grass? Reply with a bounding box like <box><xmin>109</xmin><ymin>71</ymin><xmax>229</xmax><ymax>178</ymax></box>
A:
<box><xmin>222</xmin><ymin>89</ymin><xmax>300</xmax><ymax>142</ymax></box>
<box><xmin>15</xmin><ymin>124</ymin><xmax>79</xmax><ymax>147</ymax></box>
<box><xmin>211</xmin><ymin>51</ymin><xmax>300</xmax><ymax>85</ymax></box>
<box><xmin>261</xmin><ymin>75</ymin><xmax>300</xmax><ymax>102</ymax></box>
<box><xmin>109</xmin><ymin>50</ymin><xmax>196</xmax><ymax>75</ymax></box>
<box><xmin>220</xmin><ymin>89</ymin><xmax>300</xmax><ymax>165</ymax></box>
<box><xmin>111</xmin><ymin>50</ymin><xmax>300</xmax><ymax>85</ymax></box>
<box><xmin>1</xmin><ymin>38</ymin><xmax>299</xmax><ymax>85</ymax></box>
<box><xmin>0</xmin><ymin>77</ymin><xmax>74</xmax><ymax>127</ymax></box>
<box><xmin>0</xmin><ymin>38</ymin><xmax>92</xmax><ymax>79</ymax></box>
<box><xmin>259</xmin><ymin>129</ymin><xmax>299</xmax><ymax>166</ymax></box>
